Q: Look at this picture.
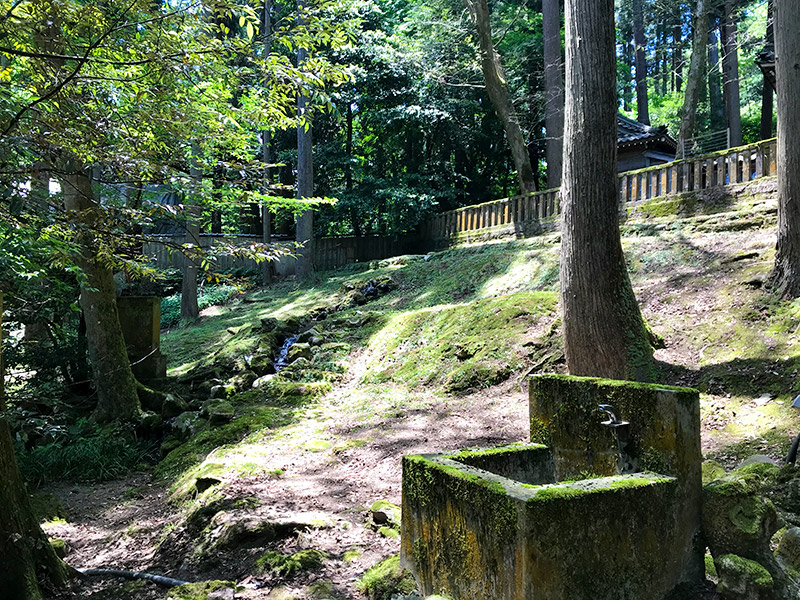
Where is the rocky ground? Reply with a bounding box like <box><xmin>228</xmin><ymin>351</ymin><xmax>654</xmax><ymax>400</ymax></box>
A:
<box><xmin>32</xmin><ymin>178</ymin><xmax>800</xmax><ymax>600</ymax></box>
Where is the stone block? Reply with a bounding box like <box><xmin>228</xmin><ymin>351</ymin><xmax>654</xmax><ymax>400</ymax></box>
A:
<box><xmin>117</xmin><ymin>296</ymin><xmax>167</xmax><ymax>381</ymax></box>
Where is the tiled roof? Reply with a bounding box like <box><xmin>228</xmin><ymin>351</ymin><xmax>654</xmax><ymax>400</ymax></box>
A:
<box><xmin>617</xmin><ymin>113</ymin><xmax>677</xmax><ymax>150</ymax></box>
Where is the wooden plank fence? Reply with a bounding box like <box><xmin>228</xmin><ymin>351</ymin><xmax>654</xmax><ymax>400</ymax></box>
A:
<box><xmin>143</xmin><ymin>138</ymin><xmax>779</xmax><ymax>272</ymax></box>
<box><xmin>425</xmin><ymin>138</ymin><xmax>778</xmax><ymax>241</ymax></box>
<box><xmin>143</xmin><ymin>233</ymin><xmax>417</xmax><ymax>274</ymax></box>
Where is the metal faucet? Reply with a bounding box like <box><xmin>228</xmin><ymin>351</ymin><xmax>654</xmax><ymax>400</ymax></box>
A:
<box><xmin>598</xmin><ymin>404</ymin><xmax>637</xmax><ymax>474</ymax></box>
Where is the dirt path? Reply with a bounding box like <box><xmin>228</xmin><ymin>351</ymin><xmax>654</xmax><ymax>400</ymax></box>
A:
<box><xmin>44</xmin><ymin>378</ymin><xmax>530</xmax><ymax>599</ymax></box>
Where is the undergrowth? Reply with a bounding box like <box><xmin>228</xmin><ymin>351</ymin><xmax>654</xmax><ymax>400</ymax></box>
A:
<box><xmin>161</xmin><ymin>284</ymin><xmax>241</xmax><ymax>328</ymax></box>
<box><xmin>17</xmin><ymin>432</ymin><xmax>154</xmax><ymax>486</ymax></box>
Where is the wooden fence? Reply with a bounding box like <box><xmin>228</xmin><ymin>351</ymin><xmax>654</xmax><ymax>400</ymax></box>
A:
<box><xmin>424</xmin><ymin>138</ymin><xmax>778</xmax><ymax>241</ymax></box>
<box><xmin>143</xmin><ymin>233</ymin><xmax>417</xmax><ymax>274</ymax></box>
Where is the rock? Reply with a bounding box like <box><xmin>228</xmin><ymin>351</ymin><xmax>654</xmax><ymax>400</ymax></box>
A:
<box><xmin>737</xmin><ymin>454</ymin><xmax>780</xmax><ymax>469</ymax></box>
<box><xmin>309</xmin><ymin>336</ymin><xmax>325</xmax><ymax>346</ymax></box>
<box><xmin>172</xmin><ymin>411</ymin><xmax>204</xmax><ymax>440</ymax></box>
<box><xmin>249</xmin><ymin>352</ymin><xmax>276</xmax><ymax>376</ymax></box>
<box><xmin>715</xmin><ymin>554</ymin><xmax>774</xmax><ymax>600</ymax></box>
<box><xmin>288</xmin><ymin>343</ymin><xmax>313</xmax><ymax>363</ymax></box>
<box><xmin>298</xmin><ymin>327</ymin><xmax>321</xmax><ymax>344</ymax></box>
<box><xmin>261</xmin><ymin>317</ymin><xmax>279</xmax><ymax>332</ymax></box>
<box><xmin>702</xmin><ymin>461</ymin><xmax>726</xmax><ymax>485</ymax></box>
<box><xmin>201</xmin><ymin>400</ymin><xmax>235</xmax><ymax>425</ymax></box>
<box><xmin>162</xmin><ymin>394</ymin><xmax>189</xmax><ymax>419</ymax></box>
<box><xmin>228</xmin><ymin>371</ymin><xmax>257</xmax><ymax>391</ymax></box>
<box><xmin>371</xmin><ymin>500</ymin><xmax>401</xmax><ymax>528</ymax></box>
<box><xmin>139</xmin><ymin>411</ymin><xmax>163</xmax><ymax>432</ymax></box>
<box><xmin>160</xmin><ymin>435</ymin><xmax>182</xmax><ymax>458</ymax></box>
<box><xmin>703</xmin><ymin>463</ymin><xmax>781</xmax><ymax>561</ymax></box>
<box><xmin>778</xmin><ymin>527</ymin><xmax>800</xmax><ymax>570</ymax></box>
<box><xmin>209</xmin><ymin>384</ymin><xmax>235</xmax><ymax>400</ymax></box>
<box><xmin>252</xmin><ymin>374</ymin><xmax>275</xmax><ymax>389</ymax></box>
<box><xmin>192</xmin><ymin>512</ymin><xmax>310</xmax><ymax>560</ymax></box>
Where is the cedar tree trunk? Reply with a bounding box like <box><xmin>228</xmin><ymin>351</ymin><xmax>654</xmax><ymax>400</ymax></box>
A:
<box><xmin>62</xmin><ymin>169</ymin><xmax>141</xmax><ymax>422</ymax></box>
<box><xmin>632</xmin><ymin>0</ymin><xmax>650</xmax><ymax>125</ymax></box>
<box><xmin>0</xmin><ymin>293</ymin><xmax>72</xmax><ymax>600</ymax></box>
<box><xmin>465</xmin><ymin>0</ymin><xmax>538</xmax><ymax>195</ymax></box>
<box><xmin>560</xmin><ymin>0</ymin><xmax>653</xmax><ymax>381</ymax></box>
<box><xmin>678</xmin><ymin>0</ymin><xmax>710</xmax><ymax>152</ymax></box>
<box><xmin>542</xmin><ymin>0</ymin><xmax>564</xmax><ymax>189</ymax></box>
<box><xmin>770</xmin><ymin>0</ymin><xmax>800</xmax><ymax>298</ymax></box>
<box><xmin>721</xmin><ymin>0</ymin><xmax>742</xmax><ymax>147</ymax></box>
<box><xmin>295</xmin><ymin>14</ymin><xmax>314</xmax><ymax>279</ymax></box>
<box><xmin>261</xmin><ymin>0</ymin><xmax>273</xmax><ymax>285</ymax></box>
<box><xmin>760</xmin><ymin>0</ymin><xmax>774</xmax><ymax>141</ymax></box>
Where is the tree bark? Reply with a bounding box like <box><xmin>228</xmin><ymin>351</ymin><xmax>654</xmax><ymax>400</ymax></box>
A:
<box><xmin>542</xmin><ymin>0</ymin><xmax>564</xmax><ymax>189</ymax></box>
<box><xmin>678</xmin><ymin>0</ymin><xmax>710</xmax><ymax>153</ymax></box>
<box><xmin>560</xmin><ymin>0</ymin><xmax>653</xmax><ymax>381</ymax></box>
<box><xmin>295</xmin><ymin>6</ymin><xmax>314</xmax><ymax>279</ymax></box>
<box><xmin>632</xmin><ymin>0</ymin><xmax>650</xmax><ymax>124</ymax></box>
<box><xmin>0</xmin><ymin>294</ymin><xmax>72</xmax><ymax>600</ymax></box>
<box><xmin>464</xmin><ymin>0</ymin><xmax>537</xmax><ymax>195</ymax></box>
<box><xmin>181</xmin><ymin>152</ymin><xmax>201</xmax><ymax>320</ymax></box>
<box><xmin>708</xmin><ymin>25</ymin><xmax>725</xmax><ymax>131</ymax></box>
<box><xmin>770</xmin><ymin>0</ymin><xmax>800</xmax><ymax>298</ymax></box>
<box><xmin>760</xmin><ymin>0</ymin><xmax>775</xmax><ymax>141</ymax></box>
<box><xmin>721</xmin><ymin>0</ymin><xmax>742</xmax><ymax>146</ymax></box>
<box><xmin>62</xmin><ymin>169</ymin><xmax>141</xmax><ymax>422</ymax></box>
<box><xmin>673</xmin><ymin>23</ymin><xmax>684</xmax><ymax>92</ymax></box>
<box><xmin>261</xmin><ymin>0</ymin><xmax>273</xmax><ymax>285</ymax></box>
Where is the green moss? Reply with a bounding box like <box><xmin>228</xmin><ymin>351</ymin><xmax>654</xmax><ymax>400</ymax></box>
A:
<box><xmin>524</xmin><ymin>476</ymin><xmax>674</xmax><ymax>504</ymax></box>
<box><xmin>402</xmin><ymin>455</ymin><xmax>518</xmax><ymax>543</ymax></box>
<box><xmin>716</xmin><ymin>554</ymin><xmax>773</xmax><ymax>588</ymax></box>
<box><xmin>702</xmin><ymin>461</ymin><xmax>726</xmax><ymax>485</ymax></box>
<box><xmin>166</xmin><ymin>581</ymin><xmax>237</xmax><ymax>600</ymax></box>
<box><xmin>705</xmin><ymin>553</ymin><xmax>717</xmax><ymax>579</ymax></box>
<box><xmin>154</xmin><ymin>405</ymin><xmax>287</xmax><ymax>481</ymax></box>
<box><xmin>363</xmin><ymin>291</ymin><xmax>557</xmax><ymax>393</ymax></box>
<box><xmin>378</xmin><ymin>526</ymin><xmax>400</xmax><ymax>539</ymax></box>
<box><xmin>255</xmin><ymin>549</ymin><xmax>327</xmax><ymax>577</ymax></box>
<box><xmin>357</xmin><ymin>555</ymin><xmax>416</xmax><ymax>600</ymax></box>
<box><xmin>343</xmin><ymin>549</ymin><xmax>361</xmax><ymax>563</ymax></box>
<box><xmin>49</xmin><ymin>537</ymin><xmax>67</xmax><ymax>558</ymax></box>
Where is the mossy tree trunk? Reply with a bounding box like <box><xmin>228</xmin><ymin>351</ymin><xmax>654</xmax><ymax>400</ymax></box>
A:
<box><xmin>62</xmin><ymin>168</ymin><xmax>141</xmax><ymax>422</ymax></box>
<box><xmin>559</xmin><ymin>0</ymin><xmax>653</xmax><ymax>381</ymax></box>
<box><xmin>771</xmin><ymin>0</ymin><xmax>800</xmax><ymax>298</ymax></box>
<box><xmin>0</xmin><ymin>292</ymin><xmax>72</xmax><ymax>599</ymax></box>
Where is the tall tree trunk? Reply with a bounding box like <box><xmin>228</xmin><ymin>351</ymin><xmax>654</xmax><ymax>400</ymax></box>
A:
<box><xmin>464</xmin><ymin>0</ymin><xmax>537</xmax><ymax>194</ymax></box>
<box><xmin>770</xmin><ymin>0</ymin><xmax>800</xmax><ymax>298</ymax></box>
<box><xmin>678</xmin><ymin>0</ymin><xmax>710</xmax><ymax>153</ymax></box>
<box><xmin>632</xmin><ymin>0</ymin><xmax>650</xmax><ymax>124</ymax></box>
<box><xmin>542</xmin><ymin>0</ymin><xmax>564</xmax><ymax>189</ymax></box>
<box><xmin>180</xmin><ymin>156</ymin><xmax>201</xmax><ymax>320</ymax></box>
<box><xmin>560</xmin><ymin>0</ymin><xmax>653</xmax><ymax>380</ymax></box>
<box><xmin>622</xmin><ymin>40</ymin><xmax>634</xmax><ymax>111</ymax></box>
<box><xmin>261</xmin><ymin>0</ymin><xmax>273</xmax><ymax>285</ymax></box>
<box><xmin>673</xmin><ymin>23</ymin><xmax>684</xmax><ymax>92</ymax></box>
<box><xmin>721</xmin><ymin>0</ymin><xmax>742</xmax><ymax>146</ymax></box>
<box><xmin>295</xmin><ymin>2</ymin><xmax>314</xmax><ymax>279</ymax></box>
<box><xmin>708</xmin><ymin>25</ymin><xmax>725</xmax><ymax>131</ymax></box>
<box><xmin>0</xmin><ymin>293</ymin><xmax>72</xmax><ymax>600</ymax></box>
<box><xmin>61</xmin><ymin>170</ymin><xmax>141</xmax><ymax>422</ymax></box>
<box><xmin>760</xmin><ymin>0</ymin><xmax>775</xmax><ymax>140</ymax></box>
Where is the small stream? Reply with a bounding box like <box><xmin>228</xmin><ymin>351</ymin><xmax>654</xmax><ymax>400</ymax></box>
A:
<box><xmin>274</xmin><ymin>334</ymin><xmax>299</xmax><ymax>372</ymax></box>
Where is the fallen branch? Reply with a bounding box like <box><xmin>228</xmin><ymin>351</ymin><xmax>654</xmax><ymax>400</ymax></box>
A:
<box><xmin>77</xmin><ymin>568</ymin><xmax>190</xmax><ymax>588</ymax></box>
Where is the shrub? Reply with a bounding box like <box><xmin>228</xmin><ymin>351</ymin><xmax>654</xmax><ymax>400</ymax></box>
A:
<box><xmin>161</xmin><ymin>284</ymin><xmax>239</xmax><ymax>328</ymax></box>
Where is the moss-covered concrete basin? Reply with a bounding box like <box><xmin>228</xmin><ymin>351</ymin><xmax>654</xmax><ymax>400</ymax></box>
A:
<box><xmin>400</xmin><ymin>375</ymin><xmax>704</xmax><ymax>600</ymax></box>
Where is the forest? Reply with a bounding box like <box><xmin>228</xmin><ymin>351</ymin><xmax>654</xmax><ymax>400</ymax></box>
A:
<box><xmin>1</xmin><ymin>0</ymin><xmax>800</xmax><ymax>598</ymax></box>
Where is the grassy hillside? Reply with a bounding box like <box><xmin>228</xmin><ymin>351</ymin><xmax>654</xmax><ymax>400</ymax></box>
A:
<box><xmin>144</xmin><ymin>178</ymin><xmax>800</xmax><ymax>598</ymax></box>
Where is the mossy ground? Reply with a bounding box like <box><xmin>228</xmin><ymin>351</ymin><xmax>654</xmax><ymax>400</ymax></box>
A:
<box><xmin>47</xmin><ymin>181</ymin><xmax>800</xmax><ymax>599</ymax></box>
